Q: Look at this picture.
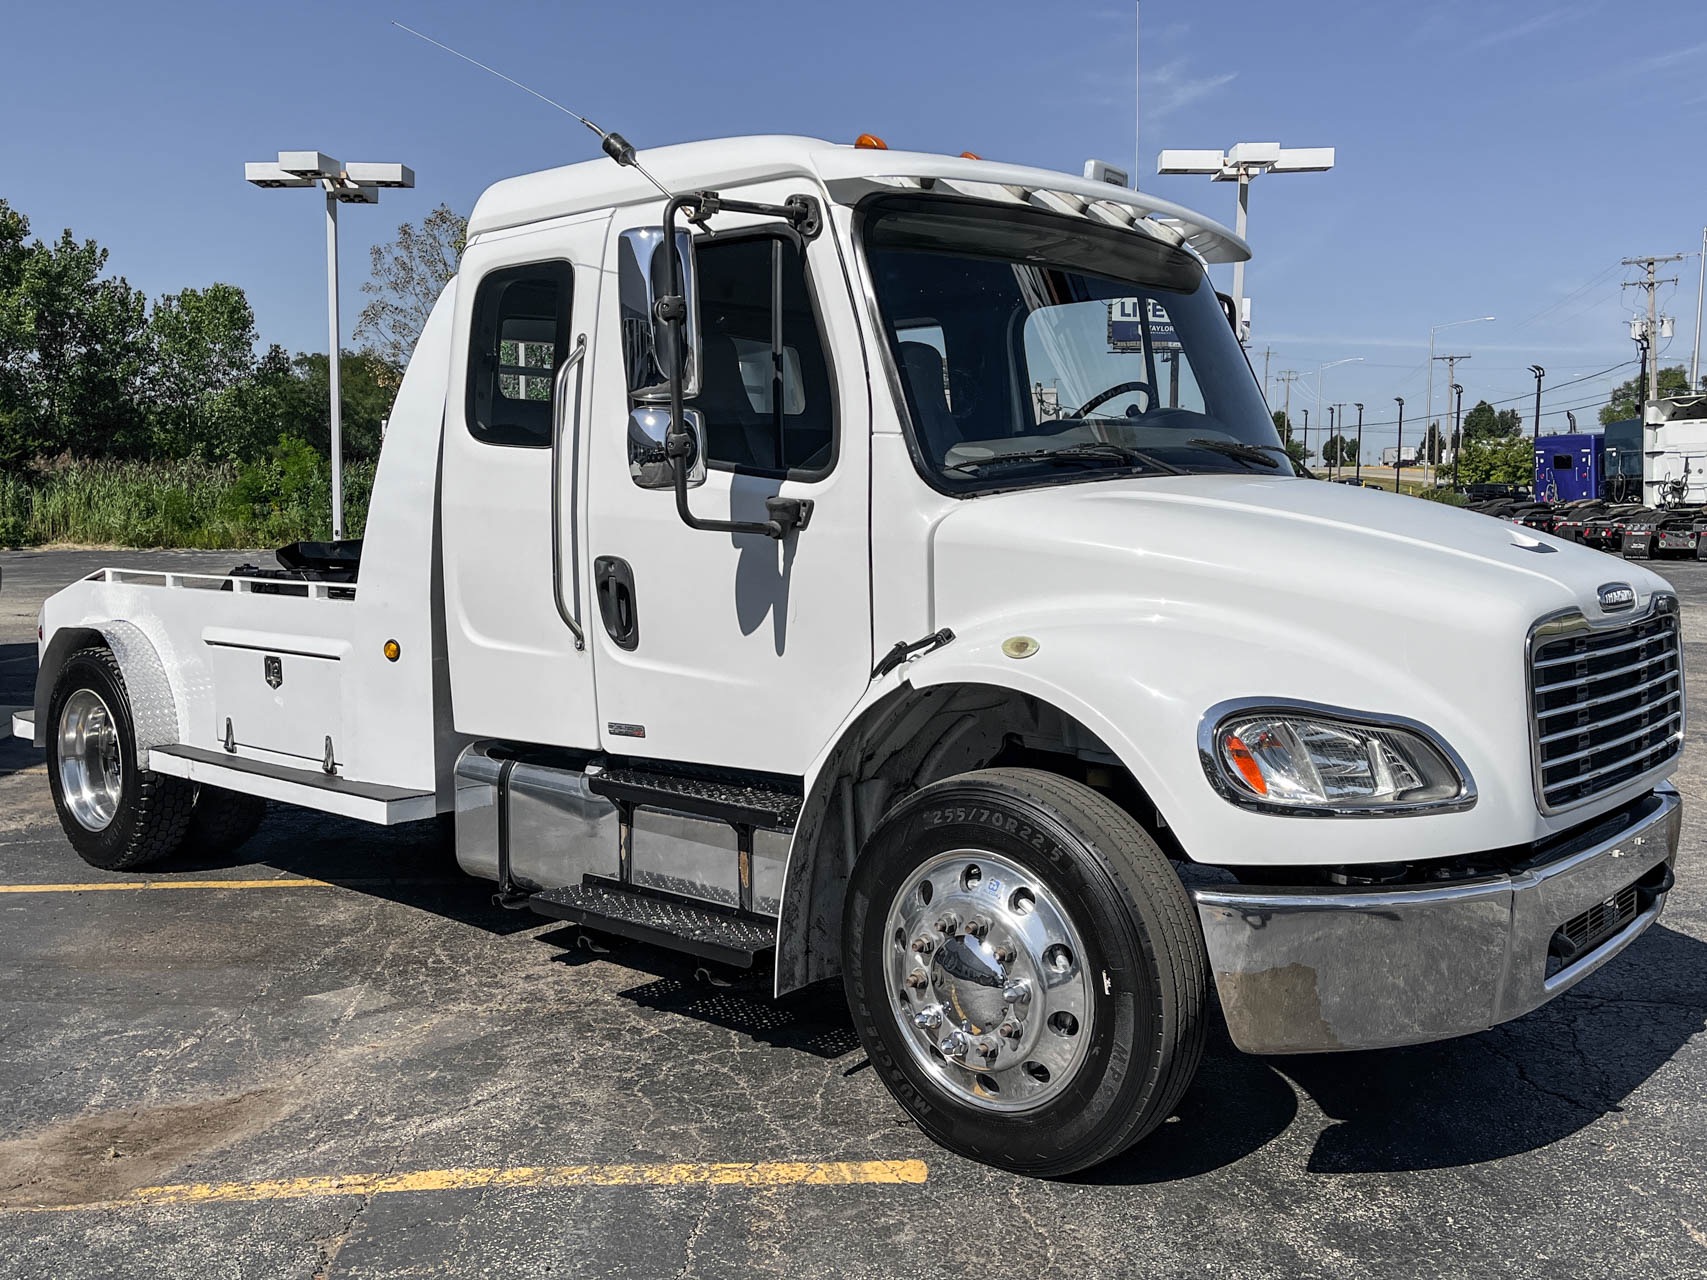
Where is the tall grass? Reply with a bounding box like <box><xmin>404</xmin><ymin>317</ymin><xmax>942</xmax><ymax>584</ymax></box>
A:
<box><xmin>0</xmin><ymin>447</ymin><xmax>374</xmax><ymax>549</ymax></box>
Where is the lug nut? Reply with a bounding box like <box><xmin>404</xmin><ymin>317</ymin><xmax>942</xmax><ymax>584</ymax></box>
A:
<box><xmin>913</xmin><ymin>1005</ymin><xmax>943</xmax><ymax>1030</ymax></box>
<box><xmin>939</xmin><ymin>1031</ymin><xmax>971</xmax><ymax>1059</ymax></box>
<box><xmin>998</xmin><ymin>1019</ymin><xmax>1023</xmax><ymax>1040</ymax></box>
<box><xmin>934</xmin><ymin>912</ymin><xmax>960</xmax><ymax>935</ymax></box>
<box><xmin>910</xmin><ymin>935</ymin><xmax>935</xmax><ymax>955</ymax></box>
<box><xmin>975</xmin><ymin>1038</ymin><xmax>1000</xmax><ymax>1061</ymax></box>
<box><xmin>991</xmin><ymin>943</ymin><xmax>1016</xmax><ymax>965</ymax></box>
<box><xmin>905</xmin><ymin>968</ymin><xmax>930</xmax><ymax>990</ymax></box>
<box><xmin>1003</xmin><ymin>980</ymin><xmax>1032</xmax><ymax>1006</ymax></box>
<box><xmin>965</xmin><ymin>917</ymin><xmax>990</xmax><ymax>939</ymax></box>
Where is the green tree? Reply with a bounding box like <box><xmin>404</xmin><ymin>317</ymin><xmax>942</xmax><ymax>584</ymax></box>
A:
<box><xmin>1456</xmin><ymin>433</ymin><xmax>1533</xmax><ymax>485</ymax></box>
<box><xmin>1459</xmin><ymin>399</ymin><xmax>1520</xmax><ymax>443</ymax></box>
<box><xmin>1600</xmin><ymin>365</ymin><xmax>1692</xmax><ymax>424</ymax></box>
<box><xmin>146</xmin><ymin>283</ymin><xmax>261</xmax><ymax>459</ymax></box>
<box><xmin>355</xmin><ymin>203</ymin><xmax>466</xmax><ymax>368</ymax></box>
<box><xmin>1419</xmin><ymin>421</ymin><xmax>1445</xmax><ymax>464</ymax></box>
<box><xmin>278</xmin><ymin>350</ymin><xmax>401</xmax><ymax>461</ymax></box>
<box><xmin>1319</xmin><ymin>433</ymin><xmax>1357</xmax><ymax>466</ymax></box>
<box><xmin>0</xmin><ymin>202</ymin><xmax>150</xmax><ymax>462</ymax></box>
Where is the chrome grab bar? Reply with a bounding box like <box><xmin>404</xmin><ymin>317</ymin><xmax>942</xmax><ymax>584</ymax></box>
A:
<box><xmin>551</xmin><ymin>334</ymin><xmax>588</xmax><ymax>651</ymax></box>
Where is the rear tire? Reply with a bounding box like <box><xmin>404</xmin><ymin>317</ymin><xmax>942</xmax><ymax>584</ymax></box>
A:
<box><xmin>47</xmin><ymin>647</ymin><xmax>194</xmax><ymax>872</ymax></box>
<box><xmin>842</xmin><ymin>767</ymin><xmax>1207</xmax><ymax>1176</ymax></box>
<box><xmin>181</xmin><ymin>786</ymin><xmax>268</xmax><ymax>857</ymax></box>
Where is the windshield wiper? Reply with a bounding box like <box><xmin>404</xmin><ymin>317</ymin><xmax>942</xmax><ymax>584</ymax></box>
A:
<box><xmin>944</xmin><ymin>442</ymin><xmax>1183</xmax><ymax>477</ymax></box>
<box><xmin>1187</xmin><ymin>438</ymin><xmax>1283</xmax><ymax>470</ymax></box>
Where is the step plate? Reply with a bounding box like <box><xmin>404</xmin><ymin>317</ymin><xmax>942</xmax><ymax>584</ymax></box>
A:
<box><xmin>589</xmin><ymin>766</ymin><xmax>802</xmax><ymax>830</ymax></box>
<box><xmin>527</xmin><ymin>882</ymin><xmax>776</xmax><ymax>968</ymax></box>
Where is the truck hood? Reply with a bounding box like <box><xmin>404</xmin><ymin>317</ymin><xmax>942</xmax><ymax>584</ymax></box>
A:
<box><xmin>923</xmin><ymin>473</ymin><xmax>1676</xmax><ymax>859</ymax></box>
<box><xmin>928</xmin><ymin>473</ymin><xmax>1669</xmax><ymax>642</ymax></box>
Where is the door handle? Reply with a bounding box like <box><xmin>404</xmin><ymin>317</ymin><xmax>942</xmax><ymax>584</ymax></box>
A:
<box><xmin>550</xmin><ymin>334</ymin><xmax>588</xmax><ymax>650</ymax></box>
<box><xmin>594</xmin><ymin>556</ymin><xmax>640</xmax><ymax>651</ymax></box>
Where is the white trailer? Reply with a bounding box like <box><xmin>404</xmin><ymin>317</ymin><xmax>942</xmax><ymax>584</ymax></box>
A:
<box><xmin>1644</xmin><ymin>392</ymin><xmax>1707</xmax><ymax>506</ymax></box>
<box><xmin>15</xmin><ymin>137</ymin><xmax>1683</xmax><ymax>1176</ymax></box>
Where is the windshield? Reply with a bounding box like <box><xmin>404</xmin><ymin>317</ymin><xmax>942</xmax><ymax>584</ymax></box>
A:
<box><xmin>861</xmin><ymin>195</ymin><xmax>1288</xmax><ymax>492</ymax></box>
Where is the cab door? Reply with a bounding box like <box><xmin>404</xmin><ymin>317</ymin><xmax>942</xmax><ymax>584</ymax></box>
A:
<box><xmin>584</xmin><ymin>188</ymin><xmax>872</xmax><ymax>775</ymax></box>
<box><xmin>442</xmin><ymin>211</ymin><xmax>609</xmax><ymax>746</ymax></box>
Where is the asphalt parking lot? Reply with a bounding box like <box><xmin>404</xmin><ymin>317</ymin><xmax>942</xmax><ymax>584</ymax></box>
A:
<box><xmin>2</xmin><ymin>547</ymin><xmax>1706</xmax><ymax>1279</ymax></box>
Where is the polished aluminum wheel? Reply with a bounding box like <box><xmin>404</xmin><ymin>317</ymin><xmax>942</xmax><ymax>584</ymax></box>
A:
<box><xmin>883</xmin><ymin>849</ymin><xmax>1093</xmax><ymax>1112</ymax></box>
<box><xmin>57</xmin><ymin>688</ymin><xmax>123</xmax><ymax>832</ymax></box>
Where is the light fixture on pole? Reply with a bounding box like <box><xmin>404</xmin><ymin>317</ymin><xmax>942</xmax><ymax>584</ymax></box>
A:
<box><xmin>1393</xmin><ymin>397</ymin><xmax>1404</xmax><ymax>494</ymax></box>
<box><xmin>1451</xmin><ymin>383</ymin><xmax>1465</xmax><ymax>488</ymax></box>
<box><xmin>1424</xmin><ymin>316</ymin><xmax>1494</xmax><ymax>489</ymax></box>
<box><xmin>1353</xmin><ymin>403</ymin><xmax>1364</xmax><ymax>483</ymax></box>
<box><xmin>245</xmin><ymin>151</ymin><xmax>415</xmax><ymax>540</ymax></box>
<box><xmin>1528</xmin><ymin>364</ymin><xmax>1546</xmax><ymax>446</ymax></box>
<box><xmin>1157</xmin><ymin>142</ymin><xmax>1334</xmax><ymax>343</ymax></box>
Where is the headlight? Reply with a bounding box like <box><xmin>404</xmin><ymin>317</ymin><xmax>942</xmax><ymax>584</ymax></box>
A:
<box><xmin>1201</xmin><ymin>702</ymin><xmax>1473</xmax><ymax>815</ymax></box>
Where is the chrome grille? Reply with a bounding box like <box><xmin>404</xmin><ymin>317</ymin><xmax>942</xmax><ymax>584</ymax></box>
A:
<box><xmin>1530</xmin><ymin>601</ymin><xmax>1683</xmax><ymax>811</ymax></box>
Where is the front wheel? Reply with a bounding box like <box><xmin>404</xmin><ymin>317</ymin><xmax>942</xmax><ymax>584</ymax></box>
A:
<box><xmin>842</xmin><ymin>768</ymin><xmax>1207</xmax><ymax>1176</ymax></box>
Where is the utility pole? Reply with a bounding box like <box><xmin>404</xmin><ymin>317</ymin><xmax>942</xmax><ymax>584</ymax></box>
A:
<box><xmin>1393</xmin><ymin>397</ymin><xmax>1404</xmax><ymax>493</ymax></box>
<box><xmin>1301</xmin><ymin>408</ymin><xmax>1310</xmax><ymax>470</ymax></box>
<box><xmin>1433</xmin><ymin>353</ymin><xmax>1470</xmax><ymax>482</ymax></box>
<box><xmin>1528</xmin><ymin>364</ymin><xmax>1545</xmax><ymax>446</ymax></box>
<box><xmin>1693</xmin><ymin>228</ymin><xmax>1705</xmax><ymax>390</ymax></box>
<box><xmin>1275</xmin><ymin>370</ymin><xmax>1301</xmax><ymax>443</ymax></box>
<box><xmin>1353</xmin><ymin>403</ymin><xmax>1364</xmax><ymax>482</ymax></box>
<box><xmin>1262</xmin><ymin>346</ymin><xmax>1273</xmax><ymax>401</ymax></box>
<box><xmin>1622</xmin><ymin>254</ymin><xmax>1685</xmax><ymax>406</ymax></box>
<box><xmin>1451</xmin><ymin>383</ymin><xmax>1465</xmax><ymax>488</ymax></box>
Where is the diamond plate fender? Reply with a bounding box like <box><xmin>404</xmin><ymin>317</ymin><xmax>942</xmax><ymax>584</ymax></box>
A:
<box><xmin>34</xmin><ymin>621</ymin><xmax>183</xmax><ymax>767</ymax></box>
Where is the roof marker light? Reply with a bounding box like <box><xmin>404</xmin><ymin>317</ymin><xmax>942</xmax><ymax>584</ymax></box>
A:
<box><xmin>854</xmin><ymin>134</ymin><xmax>888</xmax><ymax>150</ymax></box>
<box><xmin>960</xmin><ymin>151</ymin><xmax>981</xmax><ymax>160</ymax></box>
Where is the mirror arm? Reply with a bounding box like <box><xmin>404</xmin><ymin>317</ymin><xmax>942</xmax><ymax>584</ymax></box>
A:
<box><xmin>657</xmin><ymin>193</ymin><xmax>808</xmax><ymax>541</ymax></box>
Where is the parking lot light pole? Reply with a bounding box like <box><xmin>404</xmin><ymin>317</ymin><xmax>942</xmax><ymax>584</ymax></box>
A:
<box><xmin>1301</xmin><ymin>408</ymin><xmax>1309</xmax><ymax>469</ymax></box>
<box><xmin>1157</xmin><ymin>143</ymin><xmax>1335</xmax><ymax>343</ymax></box>
<box><xmin>1312</xmin><ymin>357</ymin><xmax>1361</xmax><ymax>476</ymax></box>
<box><xmin>245</xmin><ymin>152</ymin><xmax>415</xmax><ymax>540</ymax></box>
<box><xmin>1529</xmin><ymin>364</ymin><xmax>1546</xmax><ymax>445</ymax></box>
<box><xmin>1393</xmin><ymin>397</ymin><xmax>1404</xmax><ymax>493</ymax></box>
<box><xmin>1353</xmin><ymin>403</ymin><xmax>1364</xmax><ymax>482</ymax></box>
<box><xmin>1451</xmin><ymin>383</ymin><xmax>1465</xmax><ymax>488</ymax></box>
<box><xmin>1326</xmin><ymin>404</ymin><xmax>1337</xmax><ymax>478</ymax></box>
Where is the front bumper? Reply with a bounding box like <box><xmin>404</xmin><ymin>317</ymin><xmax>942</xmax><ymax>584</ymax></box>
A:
<box><xmin>1192</xmin><ymin>785</ymin><xmax>1681</xmax><ymax>1053</ymax></box>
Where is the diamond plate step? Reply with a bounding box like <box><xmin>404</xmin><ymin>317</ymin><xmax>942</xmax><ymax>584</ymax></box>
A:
<box><xmin>588</xmin><ymin>764</ymin><xmax>802</xmax><ymax>830</ymax></box>
<box><xmin>527</xmin><ymin>881</ymin><xmax>776</xmax><ymax>968</ymax></box>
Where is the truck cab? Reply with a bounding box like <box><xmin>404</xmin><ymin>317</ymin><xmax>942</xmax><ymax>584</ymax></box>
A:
<box><xmin>17</xmin><ymin>137</ymin><xmax>1684</xmax><ymax>1176</ymax></box>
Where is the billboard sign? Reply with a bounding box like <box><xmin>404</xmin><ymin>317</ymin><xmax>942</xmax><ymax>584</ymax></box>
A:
<box><xmin>1108</xmin><ymin>298</ymin><xmax>1181</xmax><ymax>353</ymax></box>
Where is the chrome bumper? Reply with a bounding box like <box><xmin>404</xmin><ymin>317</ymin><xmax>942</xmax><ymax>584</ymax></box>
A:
<box><xmin>1192</xmin><ymin>785</ymin><xmax>1681</xmax><ymax>1054</ymax></box>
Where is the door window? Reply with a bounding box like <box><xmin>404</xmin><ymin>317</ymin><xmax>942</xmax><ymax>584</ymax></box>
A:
<box><xmin>466</xmin><ymin>262</ymin><xmax>574</xmax><ymax>447</ymax></box>
<box><xmin>688</xmin><ymin>234</ymin><xmax>834</xmax><ymax>477</ymax></box>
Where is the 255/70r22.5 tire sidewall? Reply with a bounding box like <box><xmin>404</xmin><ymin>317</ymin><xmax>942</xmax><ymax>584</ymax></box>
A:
<box><xmin>46</xmin><ymin>647</ymin><xmax>195</xmax><ymax>871</ymax></box>
<box><xmin>843</xmin><ymin>768</ymin><xmax>1207</xmax><ymax>1177</ymax></box>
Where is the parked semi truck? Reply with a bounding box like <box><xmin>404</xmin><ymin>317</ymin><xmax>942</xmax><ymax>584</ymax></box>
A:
<box><xmin>14</xmin><ymin>137</ymin><xmax>1684</xmax><ymax>1176</ymax></box>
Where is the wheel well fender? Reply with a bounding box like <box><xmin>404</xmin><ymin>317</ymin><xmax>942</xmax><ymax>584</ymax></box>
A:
<box><xmin>36</xmin><ymin>621</ymin><xmax>183</xmax><ymax>764</ymax></box>
<box><xmin>774</xmin><ymin>663</ymin><xmax>1176</xmax><ymax>997</ymax></box>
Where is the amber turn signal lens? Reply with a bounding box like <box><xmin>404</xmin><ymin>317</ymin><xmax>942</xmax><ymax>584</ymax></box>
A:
<box><xmin>960</xmin><ymin>151</ymin><xmax>981</xmax><ymax>159</ymax></box>
<box><xmin>383</xmin><ymin>640</ymin><xmax>401</xmax><ymax>662</ymax></box>
<box><xmin>1223</xmin><ymin>734</ymin><xmax>1268</xmax><ymax>796</ymax></box>
<box><xmin>854</xmin><ymin>133</ymin><xmax>888</xmax><ymax>150</ymax></box>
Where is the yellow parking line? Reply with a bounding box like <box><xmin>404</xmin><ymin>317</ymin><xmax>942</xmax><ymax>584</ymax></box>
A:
<box><xmin>0</xmin><ymin>878</ymin><xmax>338</xmax><ymax>893</ymax></box>
<box><xmin>9</xmin><ymin>1160</ymin><xmax>930</xmax><ymax>1212</ymax></box>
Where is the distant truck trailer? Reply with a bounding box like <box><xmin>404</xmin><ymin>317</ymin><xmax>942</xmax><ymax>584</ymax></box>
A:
<box><xmin>1380</xmin><ymin>444</ymin><xmax>1418</xmax><ymax>467</ymax></box>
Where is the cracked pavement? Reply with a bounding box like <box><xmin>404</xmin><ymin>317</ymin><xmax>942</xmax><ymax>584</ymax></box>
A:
<box><xmin>1</xmin><ymin>547</ymin><xmax>1705</xmax><ymax>1278</ymax></box>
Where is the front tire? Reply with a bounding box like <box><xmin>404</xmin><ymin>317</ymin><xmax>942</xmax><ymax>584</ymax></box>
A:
<box><xmin>842</xmin><ymin>767</ymin><xmax>1207</xmax><ymax>1176</ymax></box>
<box><xmin>47</xmin><ymin>647</ymin><xmax>195</xmax><ymax>871</ymax></box>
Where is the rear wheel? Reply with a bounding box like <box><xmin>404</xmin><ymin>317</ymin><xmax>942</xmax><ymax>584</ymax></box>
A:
<box><xmin>181</xmin><ymin>786</ymin><xmax>268</xmax><ymax>857</ymax></box>
<box><xmin>842</xmin><ymin>767</ymin><xmax>1207</xmax><ymax>1176</ymax></box>
<box><xmin>47</xmin><ymin>647</ymin><xmax>194</xmax><ymax>871</ymax></box>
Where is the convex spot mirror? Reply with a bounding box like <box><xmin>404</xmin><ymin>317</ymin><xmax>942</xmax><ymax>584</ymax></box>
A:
<box><xmin>618</xmin><ymin>227</ymin><xmax>700</xmax><ymax>402</ymax></box>
<box><xmin>628</xmin><ymin>407</ymin><xmax>707</xmax><ymax>490</ymax></box>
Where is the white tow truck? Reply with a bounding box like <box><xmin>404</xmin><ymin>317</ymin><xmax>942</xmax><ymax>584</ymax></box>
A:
<box><xmin>14</xmin><ymin>136</ymin><xmax>1684</xmax><ymax>1176</ymax></box>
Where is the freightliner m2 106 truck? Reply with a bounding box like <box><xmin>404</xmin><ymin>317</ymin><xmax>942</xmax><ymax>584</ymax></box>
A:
<box><xmin>15</xmin><ymin>137</ymin><xmax>1684</xmax><ymax>1176</ymax></box>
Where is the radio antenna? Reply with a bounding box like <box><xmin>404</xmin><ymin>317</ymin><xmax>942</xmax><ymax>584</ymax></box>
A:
<box><xmin>392</xmin><ymin>22</ymin><xmax>674</xmax><ymax>201</ymax></box>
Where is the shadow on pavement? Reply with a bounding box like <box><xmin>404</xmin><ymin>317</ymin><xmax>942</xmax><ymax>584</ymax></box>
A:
<box><xmin>1089</xmin><ymin>922</ymin><xmax>1707</xmax><ymax>1184</ymax></box>
<box><xmin>1</xmin><ymin>640</ymin><xmax>41</xmax><ymax>778</ymax></box>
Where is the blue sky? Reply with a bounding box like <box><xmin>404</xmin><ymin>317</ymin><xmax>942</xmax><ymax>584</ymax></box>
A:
<box><xmin>2</xmin><ymin>0</ymin><xmax>1702</xmax><ymax>455</ymax></box>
